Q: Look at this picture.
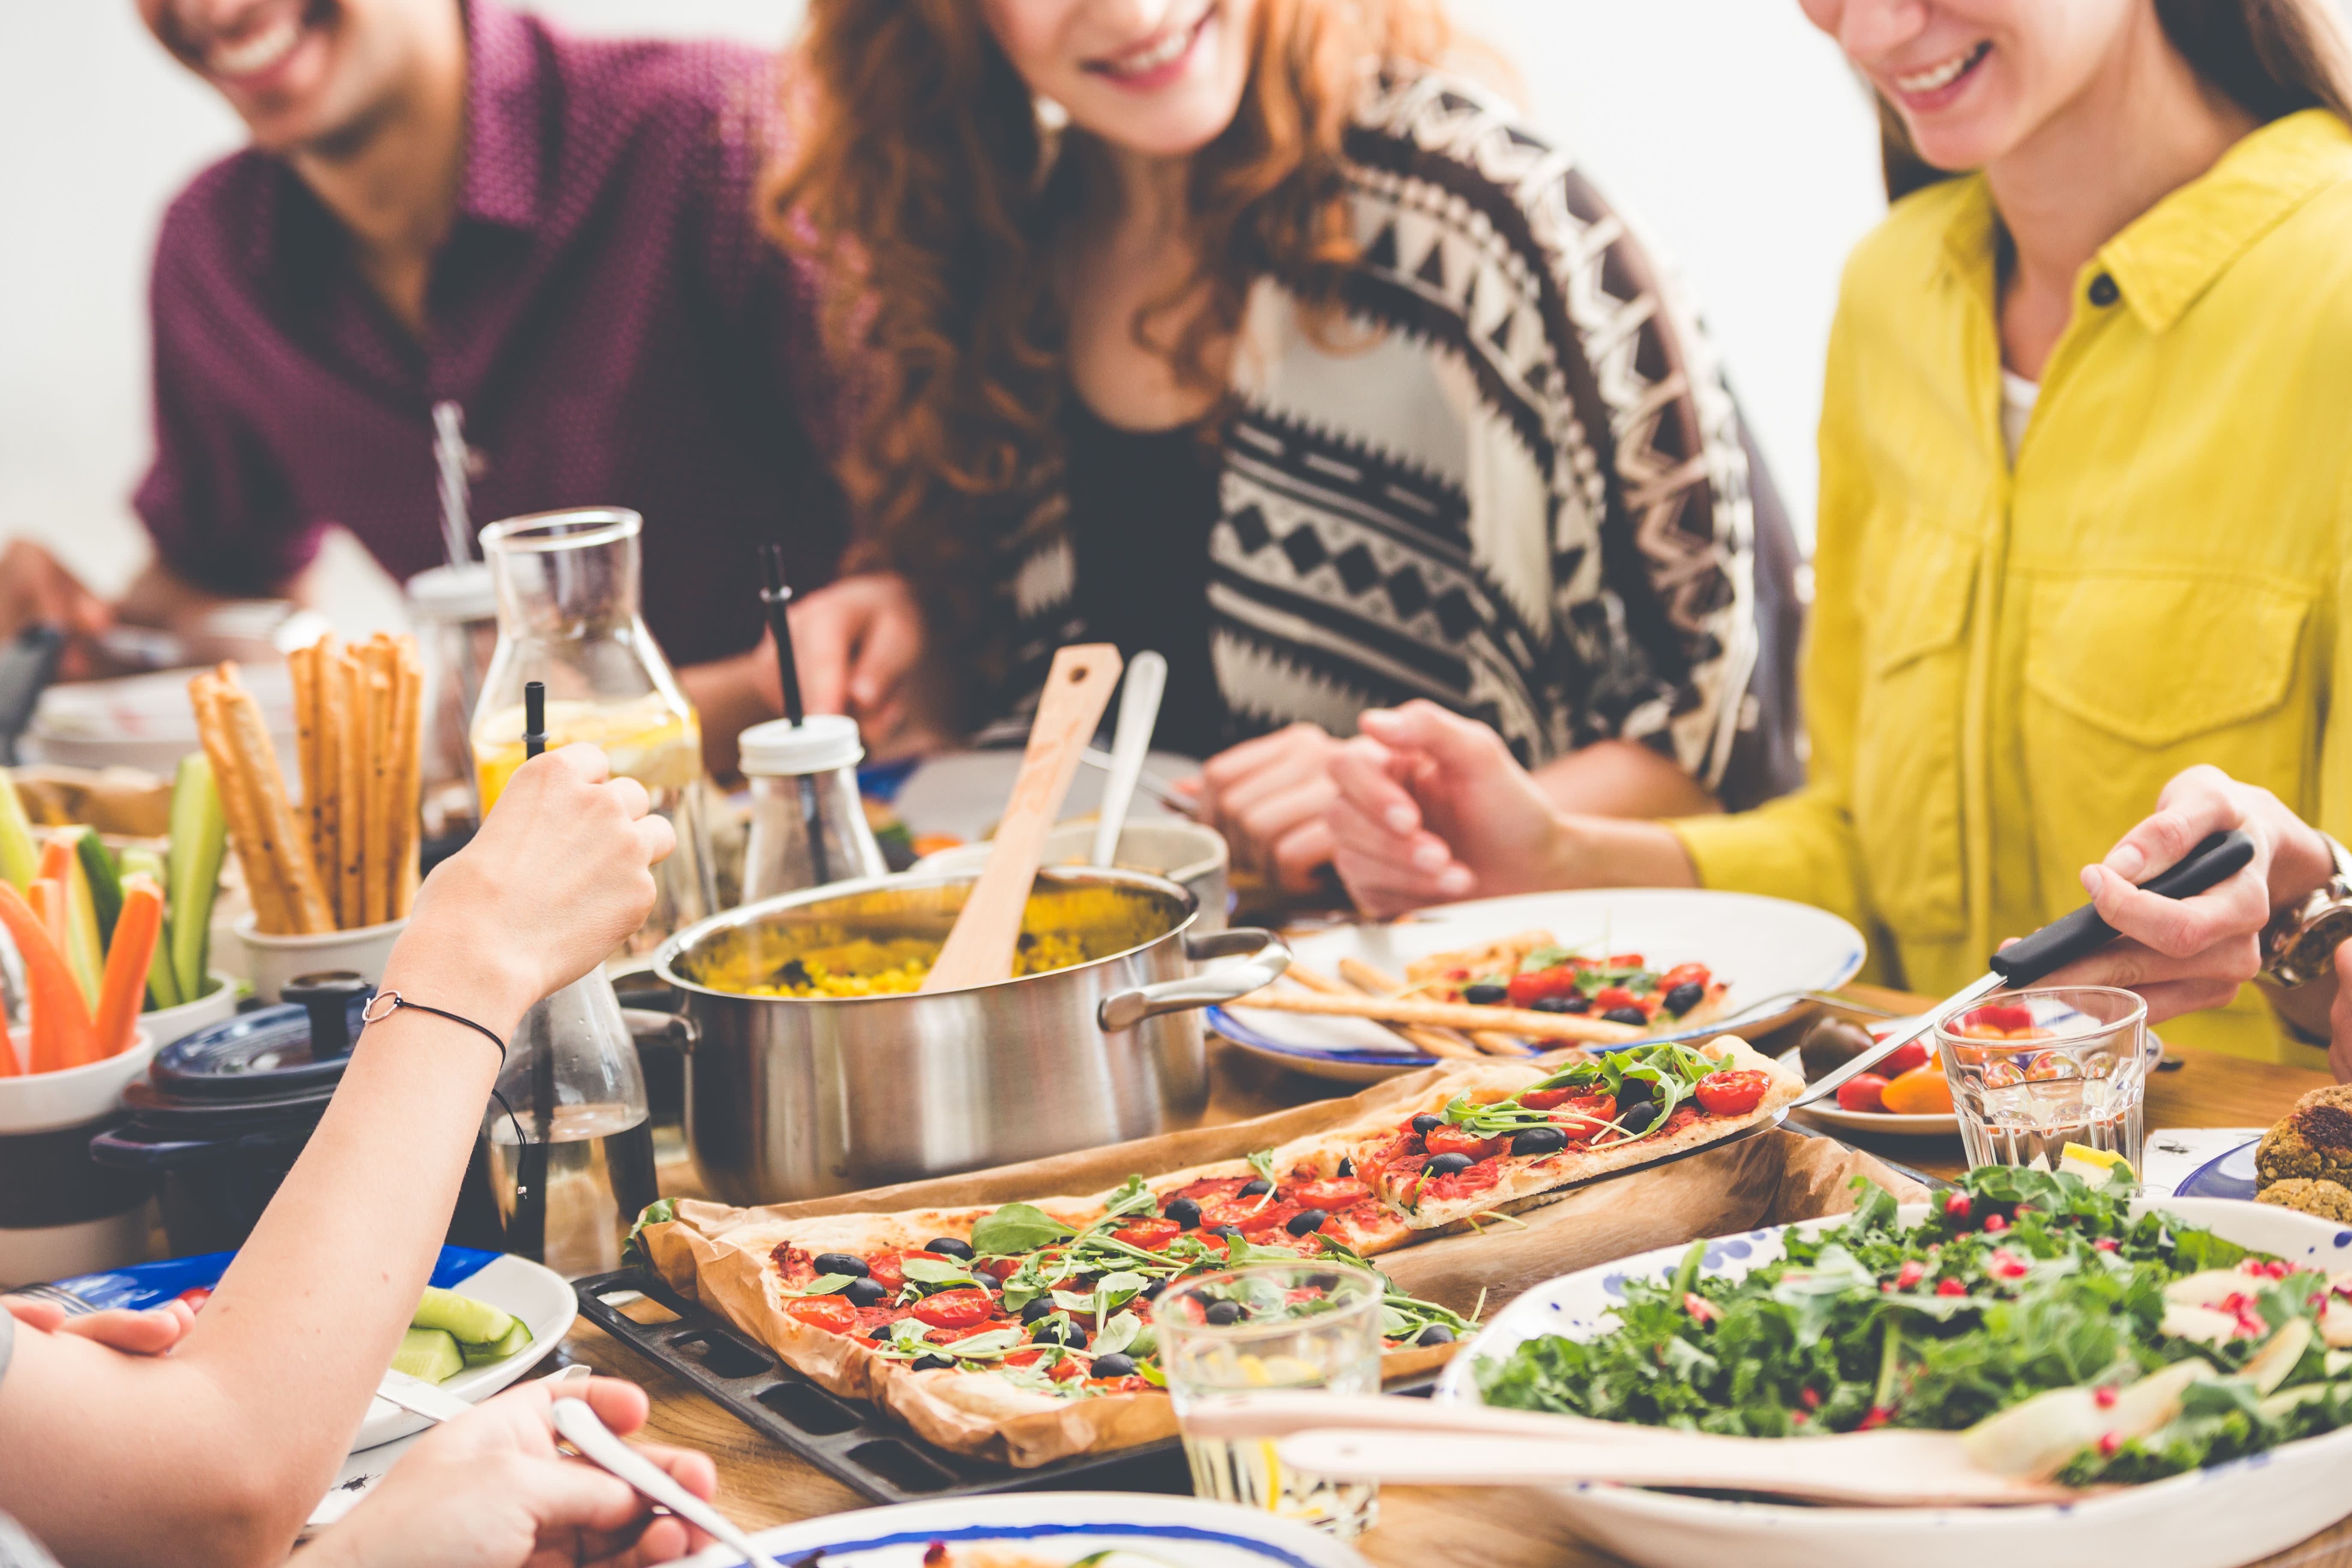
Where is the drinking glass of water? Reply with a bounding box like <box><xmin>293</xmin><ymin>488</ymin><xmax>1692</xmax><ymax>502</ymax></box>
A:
<box><xmin>1937</xmin><ymin>986</ymin><xmax>2149</xmax><ymax>1175</ymax></box>
<box><xmin>1153</xmin><ymin>1262</ymin><xmax>1383</xmax><ymax>1538</ymax></box>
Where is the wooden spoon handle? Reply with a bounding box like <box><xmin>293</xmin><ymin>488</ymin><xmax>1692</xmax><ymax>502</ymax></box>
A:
<box><xmin>922</xmin><ymin>644</ymin><xmax>1122</xmax><ymax>992</ymax></box>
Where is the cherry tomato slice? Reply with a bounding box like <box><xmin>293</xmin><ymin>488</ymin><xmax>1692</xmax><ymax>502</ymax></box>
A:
<box><xmin>1591</xmin><ymin>986</ymin><xmax>1643</xmax><ymax>1012</ymax></box>
<box><xmin>1284</xmin><ymin>1177</ymin><xmax>1371</xmax><ymax>1211</ymax></box>
<box><xmin>1694</xmin><ymin>1069</ymin><xmax>1770</xmax><ymax>1116</ymax></box>
<box><xmin>175</xmin><ymin>1286</ymin><xmax>214</xmax><ymax>1313</ymax></box>
<box><xmin>1603</xmin><ymin>953</ymin><xmax>1645</xmax><ymax>970</ymax></box>
<box><xmin>1506</xmin><ymin>967</ymin><xmax>1583</xmax><ymax>1008</ymax></box>
<box><xmin>910</xmin><ymin>1288</ymin><xmax>996</xmax><ymax>1330</ymax></box>
<box><xmin>1546</xmin><ymin>1093</ymin><xmax>1617</xmax><ymax>1137</ymax></box>
<box><xmin>1423</xmin><ymin>1126</ymin><xmax>1507</xmax><ymax>1161</ymax></box>
<box><xmin>783</xmin><ymin>1295</ymin><xmax>861</xmax><ymax>1335</ymax></box>
<box><xmin>867</xmin><ymin>1249</ymin><xmax>946</xmax><ymax>1290</ymax></box>
<box><xmin>1876</xmin><ymin>1039</ymin><xmax>1930</xmax><ymax>1078</ymax></box>
<box><xmin>1659</xmin><ymin>962</ymin><xmax>1712</xmax><ymax>991</ymax></box>
<box><xmin>1835</xmin><ymin>1074</ymin><xmax>1890</xmax><ymax>1114</ymax></box>
<box><xmin>972</xmin><ymin>1256</ymin><xmax>1021</xmax><ymax>1282</ymax></box>
<box><xmin>1111</xmin><ymin>1218</ymin><xmax>1183</xmax><ymax>1250</ymax></box>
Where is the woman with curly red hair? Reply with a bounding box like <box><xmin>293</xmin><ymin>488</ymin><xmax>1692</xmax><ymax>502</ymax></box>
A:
<box><xmin>769</xmin><ymin>0</ymin><xmax>1803</xmax><ymax>888</ymax></box>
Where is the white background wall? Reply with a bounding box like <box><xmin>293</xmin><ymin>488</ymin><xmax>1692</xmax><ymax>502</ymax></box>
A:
<box><xmin>0</xmin><ymin>0</ymin><xmax>1883</xmax><ymax>621</ymax></box>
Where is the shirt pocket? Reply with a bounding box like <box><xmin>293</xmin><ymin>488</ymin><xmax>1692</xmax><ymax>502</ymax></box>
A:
<box><xmin>1850</xmin><ymin>518</ymin><xmax>1978</xmax><ymax>942</ymax></box>
<box><xmin>2022</xmin><ymin>572</ymin><xmax>2314</xmax><ymax>875</ymax></box>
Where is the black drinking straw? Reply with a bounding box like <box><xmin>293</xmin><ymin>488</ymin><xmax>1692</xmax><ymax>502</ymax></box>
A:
<box><xmin>758</xmin><ymin>545</ymin><xmax>831</xmax><ymax>884</ymax></box>
<box><xmin>507</xmin><ymin>678</ymin><xmax>552</xmax><ymax>1261</ymax></box>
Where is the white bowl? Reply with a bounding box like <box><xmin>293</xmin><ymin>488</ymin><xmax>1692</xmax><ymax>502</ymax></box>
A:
<box><xmin>137</xmin><ymin>971</ymin><xmax>242</xmax><ymax>1048</ymax></box>
<box><xmin>1435</xmin><ymin>1197</ymin><xmax>2352</xmax><ymax>1568</ymax></box>
<box><xmin>0</xmin><ymin>1027</ymin><xmax>156</xmax><ymax>1135</ymax></box>
<box><xmin>236</xmin><ymin>915</ymin><xmax>406</xmax><ymax>1003</ymax></box>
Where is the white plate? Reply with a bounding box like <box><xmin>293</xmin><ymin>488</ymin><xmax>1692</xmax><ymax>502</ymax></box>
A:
<box><xmin>678</xmin><ymin>1491</ymin><xmax>1374</xmax><ymax>1568</ymax></box>
<box><xmin>1211</xmin><ymin>889</ymin><xmax>1866</xmax><ymax>1083</ymax></box>
<box><xmin>1435</xmin><ymin>1197</ymin><xmax>2352</xmax><ymax>1568</ymax></box>
<box><xmin>1778</xmin><ymin>1024</ymin><xmax>1960</xmax><ymax>1138</ymax></box>
<box><xmin>352</xmin><ymin>1253</ymin><xmax>575</xmax><ymax>1451</ymax></box>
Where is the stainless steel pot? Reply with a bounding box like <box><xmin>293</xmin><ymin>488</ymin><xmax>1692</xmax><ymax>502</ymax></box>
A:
<box><xmin>653</xmin><ymin>867</ymin><xmax>1288</xmax><ymax>1205</ymax></box>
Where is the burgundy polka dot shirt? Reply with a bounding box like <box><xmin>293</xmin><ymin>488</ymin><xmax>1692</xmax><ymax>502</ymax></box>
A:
<box><xmin>134</xmin><ymin>0</ymin><xmax>847</xmax><ymax>668</ymax></box>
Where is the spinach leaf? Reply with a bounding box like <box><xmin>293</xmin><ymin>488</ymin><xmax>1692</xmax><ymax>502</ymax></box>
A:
<box><xmin>971</xmin><ymin>1202</ymin><xmax>1074</xmax><ymax>1256</ymax></box>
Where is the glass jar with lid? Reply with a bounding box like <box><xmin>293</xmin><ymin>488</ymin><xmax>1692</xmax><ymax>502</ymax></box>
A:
<box><xmin>738</xmin><ymin>714</ymin><xmax>887</xmax><ymax>903</ymax></box>
<box><xmin>471</xmin><ymin>508</ymin><xmax>717</xmax><ymax>957</ymax></box>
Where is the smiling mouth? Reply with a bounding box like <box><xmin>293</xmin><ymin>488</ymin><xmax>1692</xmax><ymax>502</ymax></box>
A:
<box><xmin>192</xmin><ymin>1</ymin><xmax>316</xmax><ymax>82</ymax></box>
<box><xmin>1085</xmin><ymin>8</ymin><xmax>1211</xmax><ymax>81</ymax></box>
<box><xmin>1893</xmin><ymin>39</ymin><xmax>1990</xmax><ymax>96</ymax></box>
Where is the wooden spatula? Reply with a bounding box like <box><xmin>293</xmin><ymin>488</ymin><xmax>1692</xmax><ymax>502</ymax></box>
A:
<box><xmin>921</xmin><ymin>643</ymin><xmax>1122</xmax><ymax>992</ymax></box>
<box><xmin>1184</xmin><ymin>1394</ymin><xmax>2077</xmax><ymax>1508</ymax></box>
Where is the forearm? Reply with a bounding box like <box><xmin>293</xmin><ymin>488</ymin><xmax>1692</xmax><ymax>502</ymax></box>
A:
<box><xmin>114</xmin><ymin>558</ymin><xmax>239</xmax><ymax>631</ymax></box>
<box><xmin>1548</xmin><ymin>814</ymin><xmax>1702</xmax><ymax>889</ymax></box>
<box><xmin>1532</xmin><ymin>739</ymin><xmax>1721</xmax><ymax>821</ymax></box>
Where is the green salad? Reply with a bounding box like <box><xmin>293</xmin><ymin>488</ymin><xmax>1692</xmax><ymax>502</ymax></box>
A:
<box><xmin>1477</xmin><ymin>1166</ymin><xmax>2352</xmax><ymax>1485</ymax></box>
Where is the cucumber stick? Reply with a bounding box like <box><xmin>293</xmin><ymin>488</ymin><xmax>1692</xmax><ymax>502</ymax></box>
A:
<box><xmin>0</xmin><ymin>772</ymin><xmax>34</xmax><ymax>891</ymax></box>
<box><xmin>460</xmin><ymin>1320</ymin><xmax>533</xmax><ymax>1366</ymax></box>
<box><xmin>391</xmin><ymin>1327</ymin><xmax>465</xmax><ymax>1385</ymax></box>
<box><xmin>119</xmin><ymin>847</ymin><xmax>180</xmax><ymax>1011</ymax></box>
<box><xmin>60</xmin><ymin>836</ymin><xmax>104</xmax><ymax>1008</ymax></box>
<box><xmin>166</xmin><ymin>755</ymin><xmax>227</xmax><ymax>1006</ymax></box>
<box><xmin>412</xmin><ymin>1285</ymin><xmax>516</xmax><ymax>1344</ymax></box>
<box><xmin>75</xmin><ymin>829</ymin><xmax>123</xmax><ymax>952</ymax></box>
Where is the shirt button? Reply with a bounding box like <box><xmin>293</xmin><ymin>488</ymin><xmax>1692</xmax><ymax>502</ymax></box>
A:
<box><xmin>2088</xmin><ymin>273</ymin><xmax>2120</xmax><ymax>307</ymax></box>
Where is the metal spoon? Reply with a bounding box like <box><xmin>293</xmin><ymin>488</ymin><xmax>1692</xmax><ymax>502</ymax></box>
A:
<box><xmin>1092</xmin><ymin>650</ymin><xmax>1168</xmax><ymax>867</ymax></box>
<box><xmin>550</xmin><ymin>1396</ymin><xmax>783</xmax><ymax>1568</ymax></box>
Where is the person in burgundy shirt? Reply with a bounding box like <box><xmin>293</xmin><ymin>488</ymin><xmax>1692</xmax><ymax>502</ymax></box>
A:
<box><xmin>0</xmin><ymin>0</ymin><xmax>850</xmax><ymax>774</ymax></box>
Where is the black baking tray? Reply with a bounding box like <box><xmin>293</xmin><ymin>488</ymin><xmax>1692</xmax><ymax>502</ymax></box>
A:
<box><xmin>572</xmin><ymin>1265</ymin><xmax>1193</xmax><ymax>1505</ymax></box>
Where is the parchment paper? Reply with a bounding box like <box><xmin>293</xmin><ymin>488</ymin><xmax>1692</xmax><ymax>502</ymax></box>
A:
<box><xmin>641</xmin><ymin>1060</ymin><xmax>1926</xmax><ymax>1468</ymax></box>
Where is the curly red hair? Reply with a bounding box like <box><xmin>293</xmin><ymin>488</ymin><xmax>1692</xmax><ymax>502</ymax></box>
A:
<box><xmin>767</xmin><ymin>0</ymin><xmax>1449</xmax><ymax>711</ymax></box>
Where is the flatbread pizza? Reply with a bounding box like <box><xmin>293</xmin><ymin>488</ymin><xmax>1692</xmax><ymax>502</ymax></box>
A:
<box><xmin>1350</xmin><ymin>1036</ymin><xmax>1803</xmax><ymax>1230</ymax></box>
<box><xmin>1405</xmin><ymin>932</ymin><xmax>1736</xmax><ymax>1033</ymax></box>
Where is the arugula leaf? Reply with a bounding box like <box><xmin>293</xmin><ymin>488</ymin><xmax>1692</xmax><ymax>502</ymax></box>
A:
<box><xmin>970</xmin><ymin>1202</ymin><xmax>1074</xmax><ymax>1256</ymax></box>
<box><xmin>899</xmin><ymin>1257</ymin><xmax>980</xmax><ymax>1288</ymax></box>
<box><xmin>622</xmin><ymin>1198</ymin><xmax>676</xmax><ymax>1266</ymax></box>
<box><xmin>940</xmin><ymin>1328</ymin><xmax>1025</xmax><ymax>1360</ymax></box>
<box><xmin>1093</xmin><ymin>1311</ymin><xmax>1145</xmax><ymax>1357</ymax></box>
<box><xmin>777</xmin><ymin>1273</ymin><xmax>856</xmax><ymax>1298</ymax></box>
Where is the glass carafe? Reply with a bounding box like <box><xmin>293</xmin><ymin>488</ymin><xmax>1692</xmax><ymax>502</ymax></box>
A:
<box><xmin>472</xmin><ymin>508</ymin><xmax>716</xmax><ymax>959</ymax></box>
<box><xmin>482</xmin><ymin>968</ymin><xmax>657</xmax><ymax>1278</ymax></box>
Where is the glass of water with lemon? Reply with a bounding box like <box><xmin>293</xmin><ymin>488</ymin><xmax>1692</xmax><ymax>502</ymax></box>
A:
<box><xmin>1153</xmin><ymin>1262</ymin><xmax>1383</xmax><ymax>1538</ymax></box>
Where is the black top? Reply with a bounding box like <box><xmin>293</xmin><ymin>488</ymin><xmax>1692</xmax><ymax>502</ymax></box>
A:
<box><xmin>1060</xmin><ymin>396</ymin><xmax>1229</xmax><ymax>759</ymax></box>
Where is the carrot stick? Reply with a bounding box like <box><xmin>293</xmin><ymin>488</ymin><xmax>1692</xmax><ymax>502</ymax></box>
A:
<box><xmin>36</xmin><ymin>836</ymin><xmax>71</xmax><ymax>886</ymax></box>
<box><xmin>0</xmin><ymin>879</ymin><xmax>95</xmax><ymax>1073</ymax></box>
<box><xmin>30</xmin><ymin>877</ymin><xmax>69</xmax><ymax>964</ymax></box>
<box><xmin>95</xmin><ymin>877</ymin><xmax>163</xmax><ymax>1060</ymax></box>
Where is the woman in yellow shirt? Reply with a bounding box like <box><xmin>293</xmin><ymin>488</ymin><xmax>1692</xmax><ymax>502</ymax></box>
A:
<box><xmin>1322</xmin><ymin>0</ymin><xmax>2352</xmax><ymax>1067</ymax></box>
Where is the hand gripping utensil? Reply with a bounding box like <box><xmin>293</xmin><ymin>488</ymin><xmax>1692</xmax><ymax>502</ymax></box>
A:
<box><xmin>551</xmin><ymin>1396</ymin><xmax>783</xmax><ymax>1568</ymax></box>
<box><xmin>1796</xmin><ymin>828</ymin><xmax>2255</xmax><ymax>1109</ymax></box>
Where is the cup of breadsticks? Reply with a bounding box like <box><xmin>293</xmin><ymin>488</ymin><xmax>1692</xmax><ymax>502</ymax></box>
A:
<box><xmin>193</xmin><ymin>635</ymin><xmax>424</xmax><ymax>1001</ymax></box>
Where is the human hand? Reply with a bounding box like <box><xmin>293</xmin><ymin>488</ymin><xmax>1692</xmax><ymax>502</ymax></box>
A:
<box><xmin>1</xmin><ymin>1295</ymin><xmax>195</xmax><ymax>1355</ymax></box>
<box><xmin>293</xmin><ymin>1377</ymin><xmax>715</xmax><ymax>1568</ymax></box>
<box><xmin>2037</xmin><ymin>765</ymin><xmax>2335</xmax><ymax>1023</ymax></box>
<box><xmin>393</xmin><ymin>744</ymin><xmax>675</xmax><ymax>1019</ymax></box>
<box><xmin>783</xmin><ymin>573</ymin><xmax>941</xmax><ymax>757</ymax></box>
<box><xmin>0</xmin><ymin>540</ymin><xmax>112</xmax><ymax>681</ymax></box>
<box><xmin>1324</xmin><ymin>702</ymin><xmax>1568</xmax><ymax>917</ymax></box>
<box><xmin>1187</xmin><ymin>723</ymin><xmax>1346</xmax><ymax>892</ymax></box>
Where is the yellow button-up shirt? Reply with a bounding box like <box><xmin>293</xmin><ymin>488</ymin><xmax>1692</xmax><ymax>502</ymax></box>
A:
<box><xmin>1674</xmin><ymin>110</ymin><xmax>2352</xmax><ymax>1068</ymax></box>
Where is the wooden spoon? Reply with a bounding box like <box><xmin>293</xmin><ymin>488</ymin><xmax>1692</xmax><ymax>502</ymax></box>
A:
<box><xmin>1182</xmin><ymin>1395</ymin><xmax>2077</xmax><ymax>1508</ymax></box>
<box><xmin>921</xmin><ymin>643</ymin><xmax>1122</xmax><ymax>992</ymax></box>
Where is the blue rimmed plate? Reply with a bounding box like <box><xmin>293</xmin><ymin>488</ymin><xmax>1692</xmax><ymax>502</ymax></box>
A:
<box><xmin>677</xmin><ymin>1491</ymin><xmax>1374</xmax><ymax>1568</ymax></box>
<box><xmin>1212</xmin><ymin>889</ymin><xmax>1866</xmax><ymax>1083</ymax></box>
<box><xmin>2173</xmin><ymin>1137</ymin><xmax>2262</xmax><ymax>1201</ymax></box>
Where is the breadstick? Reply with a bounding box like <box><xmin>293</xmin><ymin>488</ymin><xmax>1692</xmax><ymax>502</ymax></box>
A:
<box><xmin>386</xmin><ymin>639</ymin><xmax>423</xmax><ymax>917</ymax></box>
<box><xmin>1286</xmin><ymin>963</ymin><xmax>1478</xmax><ymax>1059</ymax></box>
<box><xmin>335</xmin><ymin>649</ymin><xmax>366</xmax><ymax>927</ymax></box>
<box><xmin>1338</xmin><ymin>957</ymin><xmax>1530</xmax><ymax>1057</ymax></box>
<box><xmin>289</xmin><ymin>642</ymin><xmax>321</xmax><ymax>893</ymax></box>
<box><xmin>221</xmin><ymin>669</ymin><xmax>333</xmax><ymax>934</ymax></box>
<box><xmin>190</xmin><ymin>672</ymin><xmax>290</xmax><ymax>936</ymax></box>
<box><xmin>311</xmin><ymin>639</ymin><xmax>345</xmax><ymax>927</ymax></box>
<box><xmin>360</xmin><ymin>651</ymin><xmax>392</xmax><ymax>926</ymax></box>
<box><xmin>1228</xmin><ymin>986</ymin><xmax>1646</xmax><ymax>1044</ymax></box>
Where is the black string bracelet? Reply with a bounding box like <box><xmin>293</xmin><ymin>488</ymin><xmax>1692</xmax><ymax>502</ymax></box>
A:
<box><xmin>360</xmin><ymin>989</ymin><xmax>529</xmax><ymax>1150</ymax></box>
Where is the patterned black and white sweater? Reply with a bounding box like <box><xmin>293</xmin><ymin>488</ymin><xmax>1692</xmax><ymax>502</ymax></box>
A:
<box><xmin>997</xmin><ymin>70</ymin><xmax>1786</xmax><ymax>798</ymax></box>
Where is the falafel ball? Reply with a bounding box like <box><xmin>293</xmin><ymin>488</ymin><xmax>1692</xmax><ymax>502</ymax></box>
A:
<box><xmin>2255</xmin><ymin>1083</ymin><xmax>2352</xmax><ymax>1188</ymax></box>
<box><xmin>2255</xmin><ymin>1177</ymin><xmax>2352</xmax><ymax>1225</ymax></box>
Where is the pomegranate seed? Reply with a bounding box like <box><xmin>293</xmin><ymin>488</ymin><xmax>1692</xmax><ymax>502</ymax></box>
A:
<box><xmin>1936</xmin><ymin>1279</ymin><xmax>1967</xmax><ymax>1297</ymax></box>
<box><xmin>2093</xmin><ymin>1238</ymin><xmax>2119</xmax><ymax>1253</ymax></box>
<box><xmin>1858</xmin><ymin>1405</ymin><xmax>1893</xmax><ymax>1431</ymax></box>
<box><xmin>1983</xmin><ymin>1213</ymin><xmax>2009</xmax><ymax>1234</ymax></box>
<box><xmin>1801</xmin><ymin>1386</ymin><xmax>1823</xmax><ymax>1410</ymax></box>
<box><xmin>1881</xmin><ymin>1281</ymin><xmax>1895</xmax><ymax>1293</ymax></box>
<box><xmin>2098</xmin><ymin>1433</ymin><xmax>2121</xmax><ymax>1458</ymax></box>
<box><xmin>1683</xmin><ymin>1292</ymin><xmax>1719</xmax><ymax>1323</ymax></box>
<box><xmin>1792</xmin><ymin>1410</ymin><xmax>1809</xmax><ymax>1425</ymax></box>
<box><xmin>1896</xmin><ymin>1261</ymin><xmax>1928</xmax><ymax>1290</ymax></box>
<box><xmin>1943</xmin><ymin>1192</ymin><xmax>1973</xmax><ymax>1219</ymax></box>
<box><xmin>2094</xmin><ymin>1386</ymin><xmax>2118</xmax><ymax>1409</ymax></box>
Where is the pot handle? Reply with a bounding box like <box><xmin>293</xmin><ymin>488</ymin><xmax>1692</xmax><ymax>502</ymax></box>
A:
<box><xmin>1097</xmin><ymin>927</ymin><xmax>1291</xmax><ymax>1033</ymax></box>
<box><xmin>621</xmin><ymin>1008</ymin><xmax>699</xmax><ymax>1054</ymax></box>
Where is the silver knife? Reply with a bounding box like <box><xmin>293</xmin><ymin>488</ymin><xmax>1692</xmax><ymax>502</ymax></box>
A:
<box><xmin>1796</xmin><ymin>829</ymin><xmax>2255</xmax><ymax>1108</ymax></box>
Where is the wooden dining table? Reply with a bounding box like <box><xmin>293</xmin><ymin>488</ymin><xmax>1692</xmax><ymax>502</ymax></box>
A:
<box><xmin>554</xmin><ymin>984</ymin><xmax>2352</xmax><ymax>1568</ymax></box>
